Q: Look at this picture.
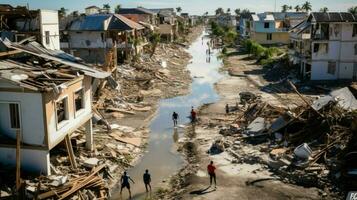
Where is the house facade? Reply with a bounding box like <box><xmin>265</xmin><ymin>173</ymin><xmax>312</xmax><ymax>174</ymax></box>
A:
<box><xmin>0</xmin><ymin>4</ymin><xmax>60</xmax><ymax>50</ymax></box>
<box><xmin>0</xmin><ymin>39</ymin><xmax>110</xmax><ymax>175</ymax></box>
<box><xmin>249</xmin><ymin>12</ymin><xmax>306</xmax><ymax>45</ymax></box>
<box><xmin>149</xmin><ymin>8</ymin><xmax>178</xmax><ymax>42</ymax></box>
<box><xmin>290</xmin><ymin>12</ymin><xmax>357</xmax><ymax>81</ymax></box>
<box><xmin>60</xmin><ymin>14</ymin><xmax>146</xmax><ymax>64</ymax></box>
<box><xmin>239</xmin><ymin>13</ymin><xmax>254</xmax><ymax>38</ymax></box>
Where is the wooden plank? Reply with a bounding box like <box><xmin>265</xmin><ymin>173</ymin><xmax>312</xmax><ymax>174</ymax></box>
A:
<box><xmin>0</xmin><ymin>50</ymin><xmax>21</xmax><ymax>57</ymax></box>
<box><xmin>16</xmin><ymin>130</ymin><xmax>21</xmax><ymax>191</ymax></box>
<box><xmin>65</xmin><ymin>135</ymin><xmax>77</xmax><ymax>169</ymax></box>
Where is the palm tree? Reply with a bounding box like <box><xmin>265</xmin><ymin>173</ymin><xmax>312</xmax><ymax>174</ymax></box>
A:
<box><xmin>215</xmin><ymin>8</ymin><xmax>224</xmax><ymax>15</ymax></box>
<box><xmin>281</xmin><ymin>5</ymin><xmax>292</xmax><ymax>12</ymax></box>
<box><xmin>320</xmin><ymin>7</ymin><xmax>329</xmax><ymax>12</ymax></box>
<box><xmin>241</xmin><ymin>9</ymin><xmax>250</xmax><ymax>16</ymax></box>
<box><xmin>204</xmin><ymin>11</ymin><xmax>209</xmax><ymax>16</ymax></box>
<box><xmin>114</xmin><ymin>4</ymin><xmax>121</xmax><ymax>14</ymax></box>
<box><xmin>227</xmin><ymin>8</ymin><xmax>231</xmax><ymax>14</ymax></box>
<box><xmin>59</xmin><ymin>7</ymin><xmax>67</xmax><ymax>18</ymax></box>
<box><xmin>348</xmin><ymin>6</ymin><xmax>357</xmax><ymax>15</ymax></box>
<box><xmin>176</xmin><ymin>7</ymin><xmax>182</xmax><ymax>13</ymax></box>
<box><xmin>294</xmin><ymin>5</ymin><xmax>301</xmax><ymax>12</ymax></box>
<box><xmin>103</xmin><ymin>4</ymin><xmax>111</xmax><ymax>12</ymax></box>
<box><xmin>301</xmin><ymin>1</ymin><xmax>312</xmax><ymax>12</ymax></box>
<box><xmin>235</xmin><ymin>9</ymin><xmax>241</xmax><ymax>16</ymax></box>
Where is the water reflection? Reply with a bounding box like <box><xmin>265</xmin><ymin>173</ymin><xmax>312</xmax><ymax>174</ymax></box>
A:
<box><xmin>112</xmin><ymin>31</ymin><xmax>224</xmax><ymax>199</ymax></box>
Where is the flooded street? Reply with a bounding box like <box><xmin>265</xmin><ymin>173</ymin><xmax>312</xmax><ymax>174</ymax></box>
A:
<box><xmin>112</xmin><ymin>30</ymin><xmax>225</xmax><ymax>199</ymax></box>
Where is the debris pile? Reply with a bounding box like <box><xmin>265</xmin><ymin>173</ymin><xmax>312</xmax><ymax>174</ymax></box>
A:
<box><xmin>214</xmin><ymin>86</ymin><xmax>357</xmax><ymax>193</ymax></box>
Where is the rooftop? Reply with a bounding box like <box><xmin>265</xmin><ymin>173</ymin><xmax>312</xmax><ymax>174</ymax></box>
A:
<box><xmin>310</xmin><ymin>12</ymin><xmax>357</xmax><ymax>22</ymax></box>
<box><xmin>117</xmin><ymin>7</ymin><xmax>155</xmax><ymax>15</ymax></box>
<box><xmin>0</xmin><ymin>38</ymin><xmax>110</xmax><ymax>92</ymax></box>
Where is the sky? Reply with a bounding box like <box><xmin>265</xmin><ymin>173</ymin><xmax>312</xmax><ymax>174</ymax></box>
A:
<box><xmin>1</xmin><ymin>0</ymin><xmax>356</xmax><ymax>15</ymax></box>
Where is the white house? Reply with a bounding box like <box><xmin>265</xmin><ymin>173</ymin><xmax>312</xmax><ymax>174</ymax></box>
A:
<box><xmin>0</xmin><ymin>4</ymin><xmax>60</xmax><ymax>50</ymax></box>
<box><xmin>0</xmin><ymin>39</ymin><xmax>110</xmax><ymax>175</ymax></box>
<box><xmin>290</xmin><ymin>12</ymin><xmax>357</xmax><ymax>81</ymax></box>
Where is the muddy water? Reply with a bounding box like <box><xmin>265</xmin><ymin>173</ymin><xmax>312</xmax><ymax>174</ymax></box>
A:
<box><xmin>112</xmin><ymin>31</ymin><xmax>224</xmax><ymax>199</ymax></box>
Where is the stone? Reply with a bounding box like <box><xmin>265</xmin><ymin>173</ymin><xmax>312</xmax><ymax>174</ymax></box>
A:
<box><xmin>84</xmin><ymin>158</ymin><xmax>99</xmax><ymax>168</ymax></box>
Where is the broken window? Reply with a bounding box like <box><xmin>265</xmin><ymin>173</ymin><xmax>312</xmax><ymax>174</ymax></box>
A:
<box><xmin>45</xmin><ymin>31</ymin><xmax>50</xmax><ymax>45</ymax></box>
<box><xmin>56</xmin><ymin>97</ymin><xmax>68</xmax><ymax>124</ymax></box>
<box><xmin>353</xmin><ymin>24</ymin><xmax>357</xmax><ymax>37</ymax></box>
<box><xmin>74</xmin><ymin>89</ymin><xmax>85</xmax><ymax>112</ymax></box>
<box><xmin>264</xmin><ymin>22</ymin><xmax>270</xmax><ymax>29</ymax></box>
<box><xmin>328</xmin><ymin>61</ymin><xmax>336</xmax><ymax>75</ymax></box>
<box><xmin>313</xmin><ymin>43</ymin><xmax>319</xmax><ymax>53</ymax></box>
<box><xmin>9</xmin><ymin>103</ymin><xmax>20</xmax><ymax>129</ymax></box>
<box><xmin>267</xmin><ymin>33</ymin><xmax>272</xmax><ymax>40</ymax></box>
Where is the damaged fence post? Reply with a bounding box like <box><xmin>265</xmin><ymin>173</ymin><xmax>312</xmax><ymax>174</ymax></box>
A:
<box><xmin>64</xmin><ymin>135</ymin><xmax>77</xmax><ymax>169</ymax></box>
<box><xmin>85</xmin><ymin>118</ymin><xmax>94</xmax><ymax>152</ymax></box>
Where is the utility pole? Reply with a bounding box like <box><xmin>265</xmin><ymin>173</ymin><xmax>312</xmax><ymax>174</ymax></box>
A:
<box><xmin>274</xmin><ymin>0</ymin><xmax>277</xmax><ymax>12</ymax></box>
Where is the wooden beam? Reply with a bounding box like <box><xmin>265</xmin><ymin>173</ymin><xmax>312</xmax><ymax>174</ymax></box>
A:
<box><xmin>16</xmin><ymin>130</ymin><xmax>21</xmax><ymax>191</ymax></box>
<box><xmin>64</xmin><ymin>135</ymin><xmax>77</xmax><ymax>169</ymax></box>
<box><xmin>0</xmin><ymin>50</ymin><xmax>21</xmax><ymax>57</ymax></box>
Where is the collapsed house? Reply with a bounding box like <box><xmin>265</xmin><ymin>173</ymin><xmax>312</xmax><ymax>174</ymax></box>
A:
<box><xmin>60</xmin><ymin>13</ymin><xmax>147</xmax><ymax>65</ymax></box>
<box><xmin>117</xmin><ymin>7</ymin><xmax>158</xmax><ymax>27</ymax></box>
<box><xmin>0</xmin><ymin>4</ymin><xmax>60</xmax><ymax>50</ymax></box>
<box><xmin>290</xmin><ymin>12</ymin><xmax>357</xmax><ymax>81</ymax></box>
<box><xmin>149</xmin><ymin>8</ymin><xmax>178</xmax><ymax>42</ymax></box>
<box><xmin>0</xmin><ymin>38</ymin><xmax>110</xmax><ymax>175</ymax></box>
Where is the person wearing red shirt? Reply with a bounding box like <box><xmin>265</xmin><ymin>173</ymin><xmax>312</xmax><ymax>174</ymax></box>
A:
<box><xmin>207</xmin><ymin>161</ymin><xmax>216</xmax><ymax>188</ymax></box>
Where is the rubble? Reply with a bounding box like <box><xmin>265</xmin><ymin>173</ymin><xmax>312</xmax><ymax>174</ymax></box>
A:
<box><xmin>212</xmin><ymin>84</ymin><xmax>357</xmax><ymax>195</ymax></box>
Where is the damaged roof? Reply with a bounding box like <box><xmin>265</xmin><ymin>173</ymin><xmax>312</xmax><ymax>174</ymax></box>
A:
<box><xmin>69</xmin><ymin>14</ymin><xmax>144</xmax><ymax>31</ymax></box>
<box><xmin>0</xmin><ymin>39</ymin><xmax>110</xmax><ymax>91</ymax></box>
<box><xmin>310</xmin><ymin>12</ymin><xmax>357</xmax><ymax>23</ymax></box>
<box><xmin>117</xmin><ymin>7</ymin><xmax>155</xmax><ymax>15</ymax></box>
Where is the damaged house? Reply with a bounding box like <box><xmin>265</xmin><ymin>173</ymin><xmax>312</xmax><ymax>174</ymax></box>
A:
<box><xmin>117</xmin><ymin>7</ymin><xmax>158</xmax><ymax>28</ymax></box>
<box><xmin>0</xmin><ymin>39</ymin><xmax>110</xmax><ymax>175</ymax></box>
<box><xmin>290</xmin><ymin>12</ymin><xmax>357</xmax><ymax>80</ymax></box>
<box><xmin>60</xmin><ymin>13</ymin><xmax>146</xmax><ymax>65</ymax></box>
<box><xmin>149</xmin><ymin>8</ymin><xmax>178</xmax><ymax>42</ymax></box>
<box><xmin>249</xmin><ymin>12</ymin><xmax>307</xmax><ymax>45</ymax></box>
<box><xmin>0</xmin><ymin>4</ymin><xmax>60</xmax><ymax>50</ymax></box>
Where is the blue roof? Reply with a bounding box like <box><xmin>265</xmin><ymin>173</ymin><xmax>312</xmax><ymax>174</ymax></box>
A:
<box><xmin>70</xmin><ymin>14</ymin><xmax>111</xmax><ymax>31</ymax></box>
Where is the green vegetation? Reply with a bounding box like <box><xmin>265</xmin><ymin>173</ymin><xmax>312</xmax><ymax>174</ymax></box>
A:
<box><xmin>149</xmin><ymin>32</ymin><xmax>161</xmax><ymax>57</ymax></box>
<box><xmin>114</xmin><ymin>4</ymin><xmax>121</xmax><ymax>14</ymax></box>
<box><xmin>210</xmin><ymin>21</ymin><xmax>237</xmax><ymax>47</ymax></box>
<box><xmin>348</xmin><ymin>6</ymin><xmax>357</xmax><ymax>15</ymax></box>
<box><xmin>242</xmin><ymin>39</ymin><xmax>284</xmax><ymax>65</ymax></box>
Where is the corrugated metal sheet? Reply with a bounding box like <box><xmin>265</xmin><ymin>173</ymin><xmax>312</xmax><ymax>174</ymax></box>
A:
<box><xmin>69</xmin><ymin>14</ymin><xmax>111</xmax><ymax>31</ymax></box>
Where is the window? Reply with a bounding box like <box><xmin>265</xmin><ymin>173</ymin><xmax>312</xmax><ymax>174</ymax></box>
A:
<box><xmin>328</xmin><ymin>61</ymin><xmax>336</xmax><ymax>75</ymax></box>
<box><xmin>45</xmin><ymin>31</ymin><xmax>50</xmax><ymax>45</ymax></box>
<box><xmin>264</xmin><ymin>22</ymin><xmax>270</xmax><ymax>29</ymax></box>
<box><xmin>313</xmin><ymin>43</ymin><xmax>320</xmax><ymax>53</ymax></box>
<box><xmin>267</xmin><ymin>33</ymin><xmax>272</xmax><ymax>40</ymax></box>
<box><xmin>353</xmin><ymin>24</ymin><xmax>357</xmax><ymax>37</ymax></box>
<box><xmin>56</xmin><ymin>97</ymin><xmax>68</xmax><ymax>125</ymax></box>
<box><xmin>9</xmin><ymin>104</ymin><xmax>20</xmax><ymax>129</ymax></box>
<box><xmin>74</xmin><ymin>89</ymin><xmax>85</xmax><ymax>112</ymax></box>
<box><xmin>355</xmin><ymin>44</ymin><xmax>357</xmax><ymax>55</ymax></box>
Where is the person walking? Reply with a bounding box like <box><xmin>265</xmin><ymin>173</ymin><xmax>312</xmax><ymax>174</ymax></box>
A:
<box><xmin>225</xmin><ymin>104</ymin><xmax>229</xmax><ymax>114</ymax></box>
<box><xmin>120</xmin><ymin>171</ymin><xmax>135</xmax><ymax>198</ymax></box>
<box><xmin>190</xmin><ymin>107</ymin><xmax>197</xmax><ymax>123</ymax></box>
<box><xmin>172</xmin><ymin>112</ymin><xmax>179</xmax><ymax>127</ymax></box>
<box><xmin>207</xmin><ymin>161</ymin><xmax>217</xmax><ymax>188</ymax></box>
<box><xmin>143</xmin><ymin>169</ymin><xmax>152</xmax><ymax>192</ymax></box>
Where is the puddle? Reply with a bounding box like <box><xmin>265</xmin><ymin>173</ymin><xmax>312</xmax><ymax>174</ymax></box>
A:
<box><xmin>112</xmin><ymin>30</ymin><xmax>224</xmax><ymax>199</ymax></box>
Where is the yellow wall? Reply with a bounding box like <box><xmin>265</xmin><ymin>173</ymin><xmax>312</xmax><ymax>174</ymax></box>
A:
<box><xmin>251</xmin><ymin>32</ymin><xmax>290</xmax><ymax>45</ymax></box>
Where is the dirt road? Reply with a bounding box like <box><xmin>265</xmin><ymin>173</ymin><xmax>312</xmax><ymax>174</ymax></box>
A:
<box><xmin>170</xmin><ymin>50</ymin><xmax>327</xmax><ymax>199</ymax></box>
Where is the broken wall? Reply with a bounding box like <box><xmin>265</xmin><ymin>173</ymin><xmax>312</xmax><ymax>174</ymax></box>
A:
<box><xmin>43</xmin><ymin>76</ymin><xmax>92</xmax><ymax>149</ymax></box>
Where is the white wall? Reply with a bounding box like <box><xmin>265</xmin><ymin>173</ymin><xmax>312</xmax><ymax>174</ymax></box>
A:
<box><xmin>0</xmin><ymin>147</ymin><xmax>50</xmax><ymax>175</ymax></box>
<box><xmin>68</xmin><ymin>32</ymin><xmax>108</xmax><ymax>48</ymax></box>
<box><xmin>340</xmin><ymin>42</ymin><xmax>357</xmax><ymax>61</ymax></box>
<box><xmin>311</xmin><ymin>61</ymin><xmax>337</xmax><ymax>80</ymax></box>
<box><xmin>341</xmin><ymin>23</ymin><xmax>357</xmax><ymax>41</ymax></box>
<box><xmin>40</xmin><ymin>10</ymin><xmax>60</xmax><ymax>50</ymax></box>
<box><xmin>338</xmin><ymin>62</ymin><xmax>355</xmax><ymax>79</ymax></box>
<box><xmin>0</xmin><ymin>91</ymin><xmax>45</xmax><ymax>146</ymax></box>
<box><xmin>312</xmin><ymin>41</ymin><xmax>340</xmax><ymax>60</ymax></box>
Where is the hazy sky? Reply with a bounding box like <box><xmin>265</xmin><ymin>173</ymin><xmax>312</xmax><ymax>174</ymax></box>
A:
<box><xmin>1</xmin><ymin>0</ymin><xmax>356</xmax><ymax>15</ymax></box>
